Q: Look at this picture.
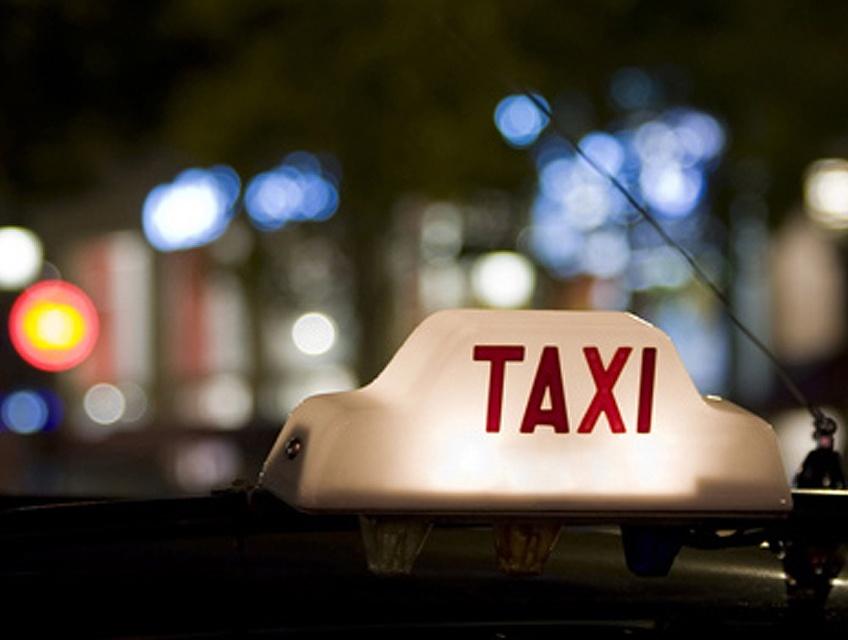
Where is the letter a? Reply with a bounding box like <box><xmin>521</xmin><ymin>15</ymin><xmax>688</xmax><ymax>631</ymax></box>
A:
<box><xmin>520</xmin><ymin>346</ymin><xmax>569</xmax><ymax>433</ymax></box>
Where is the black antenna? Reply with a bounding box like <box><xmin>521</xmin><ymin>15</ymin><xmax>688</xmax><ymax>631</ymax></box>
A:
<box><xmin>437</xmin><ymin>17</ymin><xmax>832</xmax><ymax>432</ymax></box>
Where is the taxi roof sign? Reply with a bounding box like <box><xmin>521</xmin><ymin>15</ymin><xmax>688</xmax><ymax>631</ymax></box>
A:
<box><xmin>261</xmin><ymin>310</ymin><xmax>791</xmax><ymax>517</ymax></box>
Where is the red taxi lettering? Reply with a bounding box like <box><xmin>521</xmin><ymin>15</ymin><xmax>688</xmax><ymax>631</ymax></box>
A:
<box><xmin>473</xmin><ymin>345</ymin><xmax>525</xmax><ymax>433</ymax></box>
<box><xmin>637</xmin><ymin>347</ymin><xmax>657</xmax><ymax>433</ymax></box>
<box><xmin>520</xmin><ymin>346</ymin><xmax>569</xmax><ymax>434</ymax></box>
<box><xmin>474</xmin><ymin>344</ymin><xmax>658</xmax><ymax>434</ymax></box>
<box><xmin>577</xmin><ymin>347</ymin><xmax>631</xmax><ymax>434</ymax></box>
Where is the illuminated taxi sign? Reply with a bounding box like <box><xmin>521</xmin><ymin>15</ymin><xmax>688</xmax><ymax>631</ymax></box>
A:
<box><xmin>261</xmin><ymin>310</ymin><xmax>791</xmax><ymax>516</ymax></box>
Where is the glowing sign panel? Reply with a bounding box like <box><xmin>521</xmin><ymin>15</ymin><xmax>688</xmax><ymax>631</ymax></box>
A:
<box><xmin>9</xmin><ymin>280</ymin><xmax>99</xmax><ymax>372</ymax></box>
<box><xmin>261</xmin><ymin>310</ymin><xmax>791</xmax><ymax>516</ymax></box>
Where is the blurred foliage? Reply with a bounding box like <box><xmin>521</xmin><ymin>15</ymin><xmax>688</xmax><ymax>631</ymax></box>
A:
<box><xmin>3</xmin><ymin>0</ymin><xmax>848</xmax><ymax>211</ymax></box>
<box><xmin>3</xmin><ymin>0</ymin><xmax>848</xmax><ymax>374</ymax></box>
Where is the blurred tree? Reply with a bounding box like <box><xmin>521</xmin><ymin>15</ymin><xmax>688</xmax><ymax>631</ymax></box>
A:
<box><xmin>3</xmin><ymin>0</ymin><xmax>848</xmax><ymax>377</ymax></box>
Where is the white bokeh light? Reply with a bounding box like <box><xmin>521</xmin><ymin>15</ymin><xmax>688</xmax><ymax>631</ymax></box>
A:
<box><xmin>198</xmin><ymin>374</ymin><xmax>253</xmax><ymax>430</ymax></box>
<box><xmin>639</xmin><ymin>164</ymin><xmax>703</xmax><ymax>218</ymax></box>
<box><xmin>83</xmin><ymin>383</ymin><xmax>127</xmax><ymax>425</ymax></box>
<box><xmin>142</xmin><ymin>166</ymin><xmax>239</xmax><ymax>251</ymax></box>
<box><xmin>0</xmin><ymin>227</ymin><xmax>43</xmax><ymax>290</ymax></box>
<box><xmin>292</xmin><ymin>312</ymin><xmax>337</xmax><ymax>356</ymax></box>
<box><xmin>173</xmin><ymin>439</ymin><xmax>241</xmax><ymax>492</ymax></box>
<box><xmin>470</xmin><ymin>251</ymin><xmax>536</xmax><ymax>308</ymax></box>
<box><xmin>805</xmin><ymin>159</ymin><xmax>848</xmax><ymax>230</ymax></box>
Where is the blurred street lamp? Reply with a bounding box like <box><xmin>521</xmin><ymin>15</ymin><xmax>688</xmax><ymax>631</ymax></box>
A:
<box><xmin>805</xmin><ymin>158</ymin><xmax>848</xmax><ymax>230</ymax></box>
<box><xmin>292</xmin><ymin>312</ymin><xmax>337</xmax><ymax>356</ymax></box>
<box><xmin>142</xmin><ymin>166</ymin><xmax>240</xmax><ymax>251</ymax></box>
<box><xmin>471</xmin><ymin>251</ymin><xmax>536</xmax><ymax>308</ymax></box>
<box><xmin>0</xmin><ymin>227</ymin><xmax>43</xmax><ymax>290</ymax></box>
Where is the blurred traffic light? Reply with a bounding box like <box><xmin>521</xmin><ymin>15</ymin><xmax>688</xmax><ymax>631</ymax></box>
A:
<box><xmin>8</xmin><ymin>280</ymin><xmax>99</xmax><ymax>372</ymax></box>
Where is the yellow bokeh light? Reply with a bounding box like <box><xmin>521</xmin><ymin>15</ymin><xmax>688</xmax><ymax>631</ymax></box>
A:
<box><xmin>22</xmin><ymin>301</ymin><xmax>87</xmax><ymax>351</ymax></box>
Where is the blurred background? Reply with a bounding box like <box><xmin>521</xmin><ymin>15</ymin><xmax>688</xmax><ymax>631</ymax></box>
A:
<box><xmin>0</xmin><ymin>0</ymin><xmax>847</xmax><ymax>496</ymax></box>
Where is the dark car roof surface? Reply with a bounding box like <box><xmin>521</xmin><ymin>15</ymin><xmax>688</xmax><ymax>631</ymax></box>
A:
<box><xmin>0</xmin><ymin>490</ymin><xmax>846</xmax><ymax>637</ymax></box>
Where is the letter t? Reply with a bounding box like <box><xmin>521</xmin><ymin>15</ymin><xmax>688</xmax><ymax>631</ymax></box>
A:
<box><xmin>473</xmin><ymin>345</ymin><xmax>525</xmax><ymax>433</ymax></box>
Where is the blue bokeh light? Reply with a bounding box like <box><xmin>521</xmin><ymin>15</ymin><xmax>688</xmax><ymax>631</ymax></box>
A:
<box><xmin>639</xmin><ymin>164</ymin><xmax>704</xmax><ymax>218</ymax></box>
<box><xmin>633</xmin><ymin>121</ymin><xmax>683</xmax><ymax>167</ymax></box>
<box><xmin>668</xmin><ymin>109</ymin><xmax>726</xmax><ymax>164</ymax></box>
<box><xmin>538</xmin><ymin>158</ymin><xmax>619</xmax><ymax>232</ymax></box>
<box><xmin>526</xmin><ymin>105</ymin><xmax>724</xmax><ymax>281</ymax></box>
<box><xmin>1</xmin><ymin>390</ymin><xmax>50</xmax><ymax>434</ymax></box>
<box><xmin>142</xmin><ymin>165</ymin><xmax>240</xmax><ymax>252</ymax></box>
<box><xmin>528</xmin><ymin>199</ymin><xmax>584</xmax><ymax>277</ymax></box>
<box><xmin>284</xmin><ymin>150</ymin><xmax>323</xmax><ymax>175</ymax></box>
<box><xmin>538</xmin><ymin>157</ymin><xmax>573</xmax><ymax>202</ymax></box>
<box><xmin>578</xmin><ymin>131</ymin><xmax>625</xmax><ymax>176</ymax></box>
<box><xmin>245</xmin><ymin>152</ymin><xmax>340</xmax><ymax>231</ymax></box>
<box><xmin>580</xmin><ymin>228</ymin><xmax>631</xmax><ymax>278</ymax></box>
<box><xmin>649</xmin><ymin>299</ymin><xmax>728</xmax><ymax>394</ymax></box>
<box><xmin>627</xmin><ymin>246</ymin><xmax>690</xmax><ymax>291</ymax></box>
<box><xmin>494</xmin><ymin>94</ymin><xmax>550</xmax><ymax>148</ymax></box>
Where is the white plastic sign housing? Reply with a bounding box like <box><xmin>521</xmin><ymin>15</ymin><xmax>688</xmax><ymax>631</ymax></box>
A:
<box><xmin>261</xmin><ymin>310</ymin><xmax>791</xmax><ymax>516</ymax></box>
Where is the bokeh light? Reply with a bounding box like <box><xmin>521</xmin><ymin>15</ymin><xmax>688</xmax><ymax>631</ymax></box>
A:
<box><xmin>470</xmin><ymin>251</ymin><xmax>536</xmax><ymax>308</ymax></box>
<box><xmin>142</xmin><ymin>165</ymin><xmax>240</xmax><ymax>251</ymax></box>
<box><xmin>245</xmin><ymin>152</ymin><xmax>340</xmax><ymax>231</ymax></box>
<box><xmin>578</xmin><ymin>131</ymin><xmax>625</xmax><ymax>176</ymax></box>
<box><xmin>9</xmin><ymin>280</ymin><xmax>99</xmax><ymax>372</ymax></box>
<box><xmin>634</xmin><ymin>121</ymin><xmax>682</xmax><ymax>167</ymax></box>
<box><xmin>197</xmin><ymin>373</ymin><xmax>254</xmax><ymax>430</ymax></box>
<box><xmin>83</xmin><ymin>383</ymin><xmax>126</xmax><ymax>425</ymax></box>
<box><xmin>649</xmin><ymin>298</ymin><xmax>729</xmax><ymax>394</ymax></box>
<box><xmin>494</xmin><ymin>94</ymin><xmax>550</xmax><ymax>147</ymax></box>
<box><xmin>538</xmin><ymin>157</ymin><xmax>572</xmax><ymax>202</ymax></box>
<box><xmin>805</xmin><ymin>158</ymin><xmax>848</xmax><ymax>230</ymax></box>
<box><xmin>527</xmin><ymin>212</ymin><xmax>583</xmax><ymax>277</ymax></box>
<box><xmin>528</xmin><ymin>106</ymin><xmax>723</xmax><ymax>279</ymax></box>
<box><xmin>172</xmin><ymin>439</ymin><xmax>241</xmax><ymax>492</ymax></box>
<box><xmin>291</xmin><ymin>312</ymin><xmax>337</xmax><ymax>356</ymax></box>
<box><xmin>669</xmin><ymin>110</ymin><xmax>725</xmax><ymax>163</ymax></box>
<box><xmin>420</xmin><ymin>202</ymin><xmax>463</xmax><ymax>264</ymax></box>
<box><xmin>580</xmin><ymin>229</ymin><xmax>631</xmax><ymax>278</ymax></box>
<box><xmin>639</xmin><ymin>164</ymin><xmax>704</xmax><ymax>218</ymax></box>
<box><xmin>118</xmin><ymin>382</ymin><xmax>149</xmax><ymax>423</ymax></box>
<box><xmin>0</xmin><ymin>227</ymin><xmax>43</xmax><ymax>291</ymax></box>
<box><xmin>628</xmin><ymin>246</ymin><xmax>690</xmax><ymax>290</ymax></box>
<box><xmin>419</xmin><ymin>262</ymin><xmax>467</xmax><ymax>312</ymax></box>
<box><xmin>1</xmin><ymin>390</ymin><xmax>50</xmax><ymax>434</ymax></box>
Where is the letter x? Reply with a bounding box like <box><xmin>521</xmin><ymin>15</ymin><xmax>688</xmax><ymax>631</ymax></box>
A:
<box><xmin>577</xmin><ymin>346</ymin><xmax>632</xmax><ymax>433</ymax></box>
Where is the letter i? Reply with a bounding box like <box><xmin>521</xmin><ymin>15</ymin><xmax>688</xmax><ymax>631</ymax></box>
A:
<box><xmin>637</xmin><ymin>347</ymin><xmax>657</xmax><ymax>434</ymax></box>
